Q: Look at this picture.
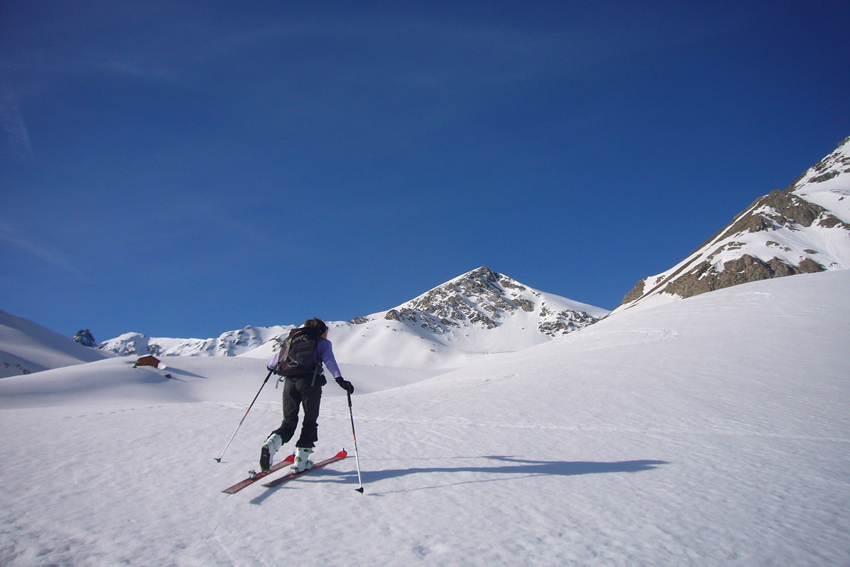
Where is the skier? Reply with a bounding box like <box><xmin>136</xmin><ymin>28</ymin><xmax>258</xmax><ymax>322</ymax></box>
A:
<box><xmin>260</xmin><ymin>318</ymin><xmax>354</xmax><ymax>473</ymax></box>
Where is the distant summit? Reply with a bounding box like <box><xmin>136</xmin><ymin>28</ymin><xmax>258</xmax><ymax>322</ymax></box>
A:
<box><xmin>97</xmin><ymin>267</ymin><xmax>608</xmax><ymax>363</ymax></box>
<box><xmin>618</xmin><ymin>137</ymin><xmax>850</xmax><ymax>312</ymax></box>
<box><xmin>97</xmin><ymin>326</ymin><xmax>282</xmax><ymax>358</ymax></box>
<box><xmin>370</xmin><ymin>266</ymin><xmax>606</xmax><ymax>339</ymax></box>
<box><xmin>73</xmin><ymin>329</ymin><xmax>96</xmax><ymax>348</ymax></box>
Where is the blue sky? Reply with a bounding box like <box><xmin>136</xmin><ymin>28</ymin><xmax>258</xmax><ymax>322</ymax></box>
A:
<box><xmin>2</xmin><ymin>1</ymin><xmax>848</xmax><ymax>342</ymax></box>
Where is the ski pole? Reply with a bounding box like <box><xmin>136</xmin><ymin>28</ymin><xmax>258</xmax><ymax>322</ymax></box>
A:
<box><xmin>215</xmin><ymin>370</ymin><xmax>273</xmax><ymax>462</ymax></box>
<box><xmin>347</xmin><ymin>391</ymin><xmax>365</xmax><ymax>493</ymax></box>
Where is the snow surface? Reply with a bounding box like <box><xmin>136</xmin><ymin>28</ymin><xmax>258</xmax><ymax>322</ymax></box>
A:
<box><xmin>1</xmin><ymin>271</ymin><xmax>849</xmax><ymax>565</ymax></box>
<box><xmin>0</xmin><ymin>311</ymin><xmax>107</xmax><ymax>378</ymax></box>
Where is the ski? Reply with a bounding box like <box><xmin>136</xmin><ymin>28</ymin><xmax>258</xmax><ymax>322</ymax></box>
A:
<box><xmin>222</xmin><ymin>453</ymin><xmax>295</xmax><ymax>494</ymax></box>
<box><xmin>262</xmin><ymin>450</ymin><xmax>348</xmax><ymax>488</ymax></box>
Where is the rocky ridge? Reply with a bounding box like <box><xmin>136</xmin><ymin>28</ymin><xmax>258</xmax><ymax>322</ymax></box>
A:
<box><xmin>618</xmin><ymin>136</ymin><xmax>850</xmax><ymax>311</ymax></box>
<box><xmin>97</xmin><ymin>267</ymin><xmax>608</xmax><ymax>360</ymax></box>
<box><xmin>72</xmin><ymin>329</ymin><xmax>96</xmax><ymax>348</ymax></box>
<box><xmin>373</xmin><ymin>266</ymin><xmax>604</xmax><ymax>339</ymax></box>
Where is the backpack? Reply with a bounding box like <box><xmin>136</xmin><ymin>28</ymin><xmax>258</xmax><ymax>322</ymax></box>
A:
<box><xmin>273</xmin><ymin>327</ymin><xmax>323</xmax><ymax>380</ymax></box>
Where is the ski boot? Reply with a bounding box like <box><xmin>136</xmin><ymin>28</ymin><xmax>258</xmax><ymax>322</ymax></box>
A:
<box><xmin>260</xmin><ymin>433</ymin><xmax>283</xmax><ymax>472</ymax></box>
<box><xmin>291</xmin><ymin>447</ymin><xmax>314</xmax><ymax>473</ymax></box>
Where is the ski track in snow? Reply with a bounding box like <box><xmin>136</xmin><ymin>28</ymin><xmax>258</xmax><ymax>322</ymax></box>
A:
<box><xmin>1</xmin><ymin>271</ymin><xmax>849</xmax><ymax>566</ymax></box>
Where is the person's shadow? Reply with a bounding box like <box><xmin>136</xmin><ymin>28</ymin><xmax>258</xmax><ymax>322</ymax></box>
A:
<box><xmin>250</xmin><ymin>455</ymin><xmax>668</xmax><ymax>502</ymax></box>
<box><xmin>362</xmin><ymin>455</ymin><xmax>669</xmax><ymax>494</ymax></box>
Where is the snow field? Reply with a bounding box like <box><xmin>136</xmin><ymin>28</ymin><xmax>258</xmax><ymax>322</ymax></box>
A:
<box><xmin>0</xmin><ymin>271</ymin><xmax>848</xmax><ymax>565</ymax></box>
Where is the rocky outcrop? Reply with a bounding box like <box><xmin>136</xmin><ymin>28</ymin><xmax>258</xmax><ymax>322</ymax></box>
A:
<box><xmin>385</xmin><ymin>266</ymin><xmax>603</xmax><ymax>338</ymax></box>
<box><xmin>72</xmin><ymin>329</ymin><xmax>96</xmax><ymax>348</ymax></box>
<box><xmin>659</xmin><ymin>255</ymin><xmax>825</xmax><ymax>299</ymax></box>
<box><xmin>619</xmin><ymin>137</ymin><xmax>850</xmax><ymax>311</ymax></box>
<box><xmin>621</xmin><ymin>278</ymin><xmax>648</xmax><ymax>305</ymax></box>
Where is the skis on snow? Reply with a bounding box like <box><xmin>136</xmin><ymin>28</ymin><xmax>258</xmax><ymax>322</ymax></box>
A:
<box><xmin>262</xmin><ymin>450</ymin><xmax>348</xmax><ymax>488</ymax></box>
<box><xmin>222</xmin><ymin>450</ymin><xmax>347</xmax><ymax>494</ymax></box>
<box><xmin>221</xmin><ymin>454</ymin><xmax>295</xmax><ymax>494</ymax></box>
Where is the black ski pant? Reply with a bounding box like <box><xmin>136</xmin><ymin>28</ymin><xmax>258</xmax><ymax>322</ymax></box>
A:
<box><xmin>271</xmin><ymin>375</ymin><xmax>324</xmax><ymax>448</ymax></box>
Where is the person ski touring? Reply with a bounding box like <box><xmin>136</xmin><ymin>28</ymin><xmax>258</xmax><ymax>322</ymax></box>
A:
<box><xmin>260</xmin><ymin>318</ymin><xmax>354</xmax><ymax>474</ymax></box>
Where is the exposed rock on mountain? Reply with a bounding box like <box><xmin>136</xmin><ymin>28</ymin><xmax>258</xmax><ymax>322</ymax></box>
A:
<box><xmin>375</xmin><ymin>266</ymin><xmax>605</xmax><ymax>339</ymax></box>
<box><xmin>618</xmin><ymin>137</ymin><xmax>850</xmax><ymax>312</ymax></box>
<box><xmin>98</xmin><ymin>267</ymin><xmax>608</xmax><ymax>362</ymax></box>
<box><xmin>72</xmin><ymin>329</ymin><xmax>96</xmax><ymax>348</ymax></box>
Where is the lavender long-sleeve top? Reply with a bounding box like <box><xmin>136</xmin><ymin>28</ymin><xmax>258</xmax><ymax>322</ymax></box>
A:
<box><xmin>267</xmin><ymin>338</ymin><xmax>342</xmax><ymax>379</ymax></box>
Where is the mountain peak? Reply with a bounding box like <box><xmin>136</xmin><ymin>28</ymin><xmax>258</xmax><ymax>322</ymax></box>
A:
<box><xmin>72</xmin><ymin>329</ymin><xmax>96</xmax><ymax>348</ymax></box>
<box><xmin>618</xmin><ymin>136</ymin><xmax>850</xmax><ymax>312</ymax></box>
<box><xmin>380</xmin><ymin>266</ymin><xmax>608</xmax><ymax>346</ymax></box>
<box><xmin>787</xmin><ymin>136</ymin><xmax>850</xmax><ymax>192</ymax></box>
<box><xmin>97</xmin><ymin>268</ymin><xmax>609</xmax><ymax>363</ymax></box>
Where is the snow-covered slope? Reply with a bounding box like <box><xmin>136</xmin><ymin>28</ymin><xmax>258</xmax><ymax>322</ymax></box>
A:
<box><xmin>0</xmin><ymin>271</ymin><xmax>847</xmax><ymax>565</ymax></box>
<box><xmin>325</xmin><ymin>266</ymin><xmax>608</xmax><ymax>369</ymax></box>
<box><xmin>98</xmin><ymin>267</ymin><xmax>608</xmax><ymax>369</ymax></box>
<box><xmin>0</xmin><ymin>310</ymin><xmax>107</xmax><ymax>377</ymax></box>
<box><xmin>618</xmin><ymin>136</ymin><xmax>850</xmax><ymax>312</ymax></box>
<box><xmin>360</xmin><ymin>266</ymin><xmax>607</xmax><ymax>348</ymax></box>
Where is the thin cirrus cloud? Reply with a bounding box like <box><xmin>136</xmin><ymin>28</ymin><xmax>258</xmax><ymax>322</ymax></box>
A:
<box><xmin>0</xmin><ymin>221</ymin><xmax>81</xmax><ymax>277</ymax></box>
<box><xmin>0</xmin><ymin>90</ymin><xmax>35</xmax><ymax>164</ymax></box>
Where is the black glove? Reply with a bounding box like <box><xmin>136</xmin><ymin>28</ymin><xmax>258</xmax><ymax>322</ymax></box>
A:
<box><xmin>335</xmin><ymin>376</ymin><xmax>354</xmax><ymax>394</ymax></box>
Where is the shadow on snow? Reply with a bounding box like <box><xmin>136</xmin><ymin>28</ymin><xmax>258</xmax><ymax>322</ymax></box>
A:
<box><xmin>249</xmin><ymin>455</ymin><xmax>668</xmax><ymax>502</ymax></box>
<box><xmin>364</xmin><ymin>455</ymin><xmax>669</xmax><ymax>494</ymax></box>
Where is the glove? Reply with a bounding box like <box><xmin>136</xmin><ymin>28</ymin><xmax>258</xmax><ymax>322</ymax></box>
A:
<box><xmin>335</xmin><ymin>376</ymin><xmax>354</xmax><ymax>394</ymax></box>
